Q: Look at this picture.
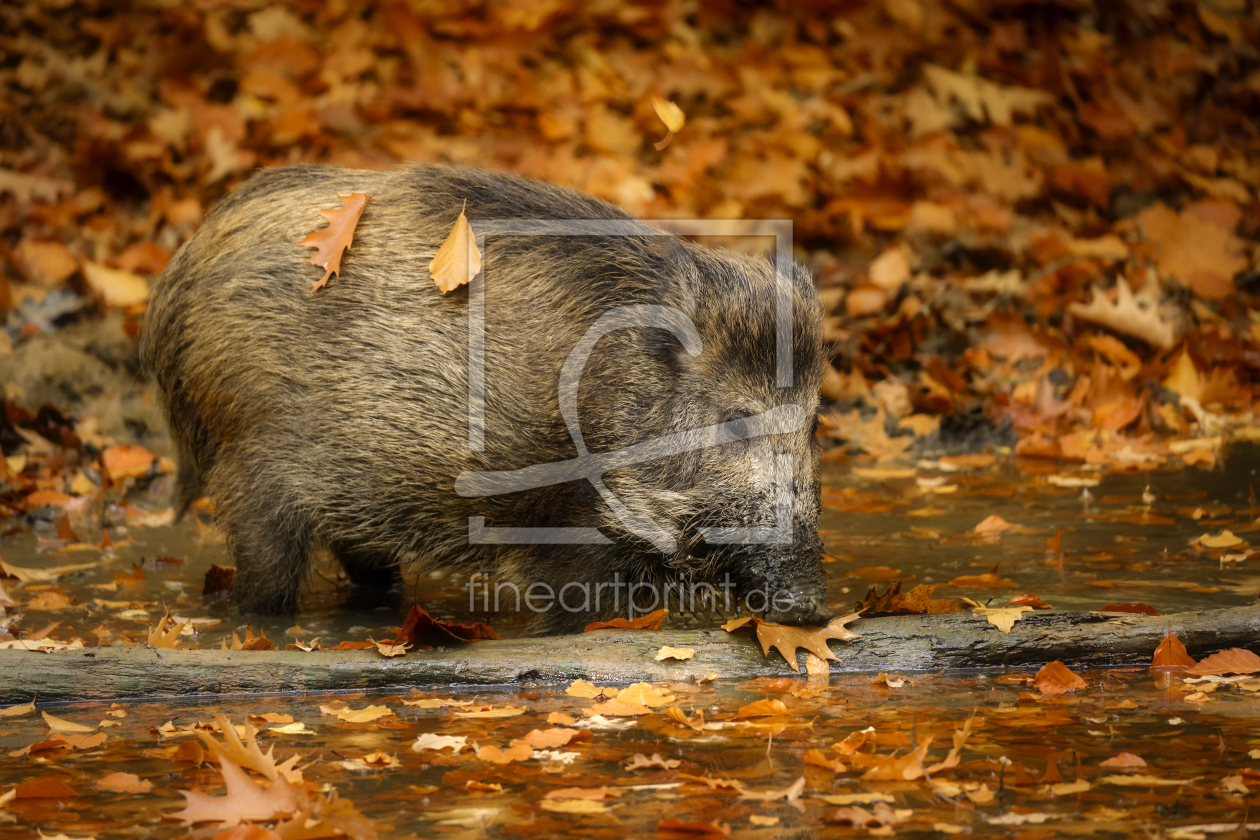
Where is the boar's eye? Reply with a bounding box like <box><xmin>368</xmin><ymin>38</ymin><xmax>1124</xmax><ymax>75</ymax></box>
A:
<box><xmin>724</xmin><ymin>413</ymin><xmax>750</xmax><ymax>445</ymax></box>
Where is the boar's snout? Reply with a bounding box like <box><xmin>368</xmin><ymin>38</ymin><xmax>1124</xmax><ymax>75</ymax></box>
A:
<box><xmin>764</xmin><ymin>586</ymin><xmax>832</xmax><ymax>626</ymax></box>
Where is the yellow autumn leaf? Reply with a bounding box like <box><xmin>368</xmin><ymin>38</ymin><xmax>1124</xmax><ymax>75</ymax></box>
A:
<box><xmin>541</xmin><ymin>798</ymin><xmax>610</xmax><ymax>815</ymax></box>
<box><xmin>962</xmin><ymin>598</ymin><xmax>1032</xmax><ymax>634</ymax></box>
<box><xmin>1197</xmin><ymin>530</ymin><xmax>1244</xmax><ymax>548</ymax></box>
<box><xmin>319</xmin><ymin>704</ymin><xmax>394</xmax><ymax>723</ymax></box>
<box><xmin>654</xmin><ymin>645</ymin><xmax>695</xmax><ymax>661</ymax></box>
<box><xmin>42</xmin><ymin>711</ymin><xmax>95</xmax><ymax>733</ymax></box>
<box><xmin>429</xmin><ymin>200</ymin><xmax>482</xmax><ymax>294</ymax></box>
<box><xmin>452</xmin><ymin>705</ymin><xmax>527</xmax><ymax>719</ymax></box>
<box><xmin>653</xmin><ymin>98</ymin><xmax>686</xmax><ymax>133</ymax></box>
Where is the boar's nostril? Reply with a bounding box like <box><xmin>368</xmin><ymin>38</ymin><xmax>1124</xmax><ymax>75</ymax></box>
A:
<box><xmin>765</xmin><ymin>591</ymin><xmax>833</xmax><ymax>626</ymax></box>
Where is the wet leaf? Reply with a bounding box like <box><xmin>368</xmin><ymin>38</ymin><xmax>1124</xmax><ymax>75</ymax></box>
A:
<box><xmin>168</xmin><ymin>758</ymin><xmax>297</xmax><ymax>826</ymax></box>
<box><xmin>96</xmin><ymin>772</ymin><xmax>153</xmax><ymax>793</ymax></box>
<box><xmin>748</xmin><ymin>613</ymin><xmax>862</xmax><ymax>673</ymax></box>
<box><xmin>1033</xmin><ymin>661</ymin><xmax>1088</xmax><ymax>695</ymax></box>
<box><xmin>585</xmin><ymin>608</ymin><xmax>668</xmax><ymax>631</ymax></box>
<box><xmin>1187</xmin><ymin>648</ymin><xmax>1260</xmax><ymax>676</ymax></box>
<box><xmin>1151</xmin><ymin>632</ymin><xmax>1198</xmax><ymax>669</ymax></box>
<box><xmin>655</xmin><ymin>645</ymin><xmax>694</xmax><ymax>661</ymax></box>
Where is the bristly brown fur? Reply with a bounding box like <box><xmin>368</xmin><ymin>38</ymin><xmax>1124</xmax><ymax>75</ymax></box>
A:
<box><xmin>141</xmin><ymin>164</ymin><xmax>829</xmax><ymax>633</ymax></box>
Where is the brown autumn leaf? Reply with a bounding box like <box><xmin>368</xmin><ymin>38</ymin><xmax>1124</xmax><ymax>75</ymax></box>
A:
<box><xmin>583</xmin><ymin>698</ymin><xmax>652</xmax><ymax>717</ymax></box>
<box><xmin>1099</xmin><ymin>603</ymin><xmax>1161</xmax><ymax>616</ymax></box>
<box><xmin>949</xmin><ymin>572</ymin><xmax>1017</xmax><ymax>588</ymax></box>
<box><xmin>14</xmin><ymin>776</ymin><xmax>78</xmax><ymax>799</ymax></box>
<box><xmin>114</xmin><ymin>563</ymin><xmax>146</xmax><ymax>586</ymax></box>
<box><xmin>1128</xmin><ymin>202</ymin><xmax>1248</xmax><ymax>300</ymax></box>
<box><xmin>430</xmin><ymin>200</ymin><xmax>481</xmax><ymax>294</ymax></box>
<box><xmin>545</xmin><ymin>786</ymin><xmax>621</xmax><ymax>800</ymax></box>
<box><xmin>1186</xmin><ymin>648</ymin><xmax>1260</xmax><ymax>676</ymax></box>
<box><xmin>319</xmin><ymin>704</ymin><xmax>395</xmax><ymax>724</ymax></box>
<box><xmin>394</xmin><ymin>604</ymin><xmax>498</xmax><ymax>647</ymax></box>
<box><xmin>1033</xmin><ymin>661</ymin><xmax>1088</xmax><ymax>695</ymax></box>
<box><xmin>1008</xmin><ymin>594</ymin><xmax>1052</xmax><ymax>610</ymax></box>
<box><xmin>657</xmin><ymin>818</ymin><xmax>731</xmax><ymax>839</ymax></box>
<box><xmin>857</xmin><ymin>581</ymin><xmax>965</xmax><ymax>616</ymax></box>
<box><xmin>222</xmin><ymin>626</ymin><xmax>275</xmax><ymax>651</ymax></box>
<box><xmin>1100</xmin><ymin>752</ymin><xmax>1147</xmax><ymax>769</ymax></box>
<box><xmin>1151</xmin><ymin>631</ymin><xmax>1198</xmax><ymax>669</ymax></box>
<box><xmin>168</xmin><ymin>758</ymin><xmax>297</xmax><ymax>826</ymax></box>
<box><xmin>204</xmin><ymin>564</ymin><xmax>235</xmax><ymax>597</ymax></box>
<box><xmin>750</xmin><ymin>613</ymin><xmax>863</xmax><ymax>673</ymax></box>
<box><xmin>585</xmin><ymin>608</ymin><xmax>668</xmax><ymax>631</ymax></box>
<box><xmin>300</xmin><ymin>193</ymin><xmax>369</xmax><ymax>292</ymax></box>
<box><xmin>733</xmin><ymin>699</ymin><xmax>790</xmax><ymax>719</ymax></box>
<box><xmin>96</xmin><ymin>772</ymin><xmax>153</xmax><ymax>793</ymax></box>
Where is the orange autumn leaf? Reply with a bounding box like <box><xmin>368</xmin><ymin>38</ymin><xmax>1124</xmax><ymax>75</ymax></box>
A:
<box><xmin>1099</xmin><ymin>752</ymin><xmax>1147</xmax><ymax>769</ymax></box>
<box><xmin>15</xmin><ymin>776</ymin><xmax>78</xmax><ymax>799</ymax></box>
<box><xmin>857</xmin><ymin>581</ymin><xmax>965</xmax><ymax>616</ymax></box>
<box><xmin>1008</xmin><ymin>594</ymin><xmax>1052</xmax><ymax>610</ymax></box>
<box><xmin>1033</xmin><ymin>661</ymin><xmax>1087</xmax><ymax>695</ymax></box>
<box><xmin>1100</xmin><ymin>603</ymin><xmax>1161</xmax><ymax>616</ymax></box>
<box><xmin>300</xmin><ymin>193</ymin><xmax>369</xmax><ymax>291</ymax></box>
<box><xmin>395</xmin><ymin>604</ymin><xmax>498</xmax><ymax>646</ymax></box>
<box><xmin>733</xmin><ymin>699</ymin><xmax>790</xmax><ymax>719</ymax></box>
<box><xmin>657</xmin><ymin>818</ymin><xmax>731</xmax><ymax>839</ymax></box>
<box><xmin>949</xmin><ymin>573</ymin><xmax>1017</xmax><ymax>588</ymax></box>
<box><xmin>974</xmin><ymin>514</ymin><xmax>1017</xmax><ymax>533</ymax></box>
<box><xmin>1186</xmin><ymin>647</ymin><xmax>1260</xmax><ymax>676</ymax></box>
<box><xmin>114</xmin><ymin>563</ymin><xmax>146</xmax><ymax>586</ymax></box>
<box><xmin>1151</xmin><ymin>631</ymin><xmax>1197</xmax><ymax>670</ymax></box>
<box><xmin>96</xmin><ymin>772</ymin><xmax>153</xmax><ymax>793</ymax></box>
<box><xmin>101</xmin><ymin>444</ymin><xmax>157</xmax><ymax>481</ymax></box>
<box><xmin>585</xmin><ymin>608</ymin><xmax>668</xmax><ymax>632</ymax></box>
<box><xmin>475</xmin><ymin>742</ymin><xmax>532</xmax><ymax>764</ymax></box>
<box><xmin>429</xmin><ymin>200</ymin><xmax>481</xmax><ymax>294</ymax></box>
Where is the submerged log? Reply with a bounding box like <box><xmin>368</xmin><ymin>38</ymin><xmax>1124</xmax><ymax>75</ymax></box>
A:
<box><xmin>3</xmin><ymin>605</ymin><xmax>1258</xmax><ymax>703</ymax></box>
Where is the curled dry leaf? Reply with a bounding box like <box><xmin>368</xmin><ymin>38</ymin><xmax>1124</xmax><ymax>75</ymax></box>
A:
<box><xmin>1067</xmin><ymin>280</ymin><xmax>1175</xmax><ymax>349</ymax></box>
<box><xmin>625</xmin><ymin>752</ymin><xmax>681</xmax><ymax>771</ymax></box>
<box><xmin>429</xmin><ymin>200</ymin><xmax>481</xmax><ymax>294</ymax></box>
<box><xmin>301</xmin><ymin>193</ymin><xmax>369</xmax><ymax>291</ymax></box>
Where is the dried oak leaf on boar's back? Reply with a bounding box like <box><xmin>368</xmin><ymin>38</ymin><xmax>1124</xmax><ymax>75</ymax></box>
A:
<box><xmin>724</xmin><ymin>613</ymin><xmax>861</xmax><ymax>672</ymax></box>
<box><xmin>393</xmin><ymin>604</ymin><xmax>498</xmax><ymax>647</ymax></box>
<box><xmin>429</xmin><ymin>200</ymin><xmax>482</xmax><ymax>294</ymax></box>
<box><xmin>299</xmin><ymin>193</ymin><xmax>369</xmax><ymax>292</ymax></box>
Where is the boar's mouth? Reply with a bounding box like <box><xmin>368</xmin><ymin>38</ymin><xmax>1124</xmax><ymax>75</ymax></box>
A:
<box><xmin>686</xmin><ymin>531</ymin><xmax>832</xmax><ymax>626</ymax></box>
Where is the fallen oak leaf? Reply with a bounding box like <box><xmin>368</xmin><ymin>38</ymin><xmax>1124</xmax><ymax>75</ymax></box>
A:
<box><xmin>1068</xmin><ymin>280</ymin><xmax>1175</xmax><ymax>349</ymax></box>
<box><xmin>301</xmin><ymin>193</ymin><xmax>368</xmax><ymax>291</ymax></box>
<box><xmin>729</xmin><ymin>613</ymin><xmax>862</xmax><ymax>673</ymax></box>
<box><xmin>962</xmin><ymin>597</ymin><xmax>1032</xmax><ymax>634</ymax></box>
<box><xmin>147</xmin><ymin>609</ymin><xmax>189</xmax><ymax>650</ymax></box>
<box><xmin>167</xmin><ymin>757</ymin><xmax>297</xmax><ymax>826</ymax></box>
<box><xmin>197</xmin><ymin>715</ymin><xmax>280</xmax><ymax>780</ymax></box>
<box><xmin>430</xmin><ymin>200</ymin><xmax>481</xmax><ymax>294</ymax></box>
<box><xmin>738</xmin><ymin>776</ymin><xmax>806</xmax><ymax>812</ymax></box>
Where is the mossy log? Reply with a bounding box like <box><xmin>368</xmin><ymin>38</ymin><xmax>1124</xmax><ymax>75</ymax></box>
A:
<box><xmin>3</xmin><ymin>605</ymin><xmax>1257</xmax><ymax>703</ymax></box>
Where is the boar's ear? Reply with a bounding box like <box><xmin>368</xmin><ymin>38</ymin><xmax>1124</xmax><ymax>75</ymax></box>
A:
<box><xmin>644</xmin><ymin>233</ymin><xmax>699</xmax><ymax>314</ymax></box>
